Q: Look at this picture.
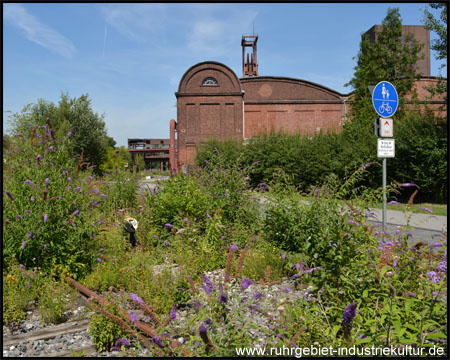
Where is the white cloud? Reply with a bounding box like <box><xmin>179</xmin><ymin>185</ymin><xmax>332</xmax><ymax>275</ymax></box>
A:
<box><xmin>3</xmin><ymin>4</ymin><xmax>76</xmax><ymax>58</ymax></box>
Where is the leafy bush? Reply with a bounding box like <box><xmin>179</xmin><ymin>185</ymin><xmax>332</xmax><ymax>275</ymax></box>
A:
<box><xmin>3</xmin><ymin>121</ymin><xmax>103</xmax><ymax>278</ymax></box>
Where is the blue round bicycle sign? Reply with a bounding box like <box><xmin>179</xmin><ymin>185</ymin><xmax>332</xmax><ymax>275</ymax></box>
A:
<box><xmin>372</xmin><ymin>81</ymin><xmax>398</xmax><ymax>117</ymax></box>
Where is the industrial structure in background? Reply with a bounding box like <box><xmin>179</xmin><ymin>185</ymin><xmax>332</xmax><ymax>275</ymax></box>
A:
<box><xmin>127</xmin><ymin>138</ymin><xmax>170</xmax><ymax>171</ymax></box>
<box><xmin>128</xmin><ymin>24</ymin><xmax>446</xmax><ymax>174</ymax></box>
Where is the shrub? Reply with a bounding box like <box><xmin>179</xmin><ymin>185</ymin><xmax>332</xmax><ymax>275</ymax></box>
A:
<box><xmin>3</xmin><ymin>121</ymin><xmax>103</xmax><ymax>278</ymax></box>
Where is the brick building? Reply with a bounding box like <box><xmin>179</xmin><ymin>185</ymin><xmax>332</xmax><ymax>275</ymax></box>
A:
<box><xmin>169</xmin><ymin>27</ymin><xmax>446</xmax><ymax>172</ymax></box>
<box><xmin>128</xmin><ymin>138</ymin><xmax>170</xmax><ymax>171</ymax></box>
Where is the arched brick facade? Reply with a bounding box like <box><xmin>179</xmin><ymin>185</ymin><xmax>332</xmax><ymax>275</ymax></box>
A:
<box><xmin>175</xmin><ymin>62</ymin><xmax>244</xmax><ymax>166</ymax></box>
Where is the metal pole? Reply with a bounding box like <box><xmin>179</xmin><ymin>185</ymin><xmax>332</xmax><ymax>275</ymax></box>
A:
<box><xmin>382</xmin><ymin>157</ymin><xmax>387</xmax><ymax>242</ymax></box>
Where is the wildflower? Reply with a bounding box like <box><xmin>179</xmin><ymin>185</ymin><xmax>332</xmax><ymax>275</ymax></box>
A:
<box><xmin>253</xmin><ymin>292</ymin><xmax>264</xmax><ymax>300</ymax></box>
<box><xmin>67</xmin><ymin>177</ymin><xmax>72</xmax><ymax>182</ymax></box>
<box><xmin>129</xmin><ymin>312</ymin><xmax>138</xmax><ymax>324</ymax></box>
<box><xmin>437</xmin><ymin>255</ymin><xmax>447</xmax><ymax>273</ymax></box>
<box><xmin>169</xmin><ymin>305</ymin><xmax>177</xmax><ymax>321</ymax></box>
<box><xmin>72</xmin><ymin>209</ymin><xmax>80</xmax><ymax>216</ymax></box>
<box><xmin>231</xmin><ymin>243</ymin><xmax>238</xmax><ymax>251</ymax></box>
<box><xmin>276</xmin><ymin>333</ymin><xmax>283</xmax><ymax>339</ymax></box>
<box><xmin>241</xmin><ymin>278</ymin><xmax>253</xmax><ymax>290</ymax></box>
<box><xmin>427</xmin><ymin>271</ymin><xmax>442</xmax><ymax>285</ymax></box>
<box><xmin>43</xmin><ymin>213</ymin><xmax>48</xmax><ymax>223</ymax></box>
<box><xmin>129</xmin><ymin>293</ymin><xmax>144</xmax><ymax>305</ymax></box>
<box><xmin>388</xmin><ymin>200</ymin><xmax>401</xmax><ymax>205</ymax></box>
<box><xmin>281</xmin><ymin>253</ymin><xmax>286</xmax><ymax>261</ymax></box>
<box><xmin>206</xmin><ymin>213</ymin><xmax>211</xmax><ymax>218</ymax></box>
<box><xmin>188</xmin><ymin>300</ymin><xmax>202</xmax><ymax>309</ymax></box>
<box><xmin>419</xmin><ymin>207</ymin><xmax>433</xmax><ymax>214</ymax></box>
<box><xmin>365</xmin><ymin>210</ymin><xmax>376</xmax><ymax>217</ymax></box>
<box><xmin>359</xmin><ymin>161</ymin><xmax>376</xmax><ymax>170</ymax></box>
<box><xmin>165</xmin><ymin>223</ymin><xmax>173</xmax><ymax>228</ymax></box>
<box><xmin>219</xmin><ymin>291</ymin><xmax>228</xmax><ymax>304</ymax></box>
<box><xmin>5</xmin><ymin>190</ymin><xmax>16</xmax><ymax>202</ymax></box>
<box><xmin>21</xmin><ymin>240</ymin><xmax>27</xmax><ymax>250</ymax></box>
<box><xmin>27</xmin><ymin>281</ymin><xmax>30</xmax><ymax>288</ymax></box>
<box><xmin>161</xmin><ymin>332</ymin><xmax>171</xmax><ymax>338</ymax></box>
<box><xmin>99</xmin><ymin>248</ymin><xmax>104</xmax><ymax>252</ymax></box>
<box><xmin>92</xmin><ymin>200</ymin><xmax>102</xmax><ymax>206</ymax></box>
<box><xmin>205</xmin><ymin>160</ymin><xmax>210</xmax><ymax>165</ymax></box>
<box><xmin>432</xmin><ymin>242</ymin><xmax>443</xmax><ymax>247</ymax></box>
<box><xmin>291</xmin><ymin>273</ymin><xmax>300</xmax><ymax>279</ymax></box>
<box><xmin>341</xmin><ymin>302</ymin><xmax>358</xmax><ymax>338</ymax></box>
<box><xmin>44</xmin><ymin>244</ymin><xmax>47</xmax><ymax>250</ymax></box>
<box><xmin>282</xmin><ymin>288</ymin><xmax>291</xmax><ymax>293</ymax></box>
<box><xmin>152</xmin><ymin>336</ymin><xmax>164</xmax><ymax>349</ymax></box>
<box><xmin>199</xmin><ymin>324</ymin><xmax>208</xmax><ymax>336</ymax></box>
<box><xmin>28</xmin><ymin>232</ymin><xmax>34</xmax><ymax>240</ymax></box>
<box><xmin>203</xmin><ymin>317</ymin><xmax>213</xmax><ymax>325</ymax></box>
<box><xmin>96</xmin><ymin>257</ymin><xmax>102</xmax><ymax>263</ymax></box>
<box><xmin>24</xmin><ymin>180</ymin><xmax>36</xmax><ymax>188</ymax></box>
<box><xmin>406</xmin><ymin>292</ymin><xmax>417</xmax><ymax>298</ymax></box>
<box><xmin>303</xmin><ymin>266</ymin><xmax>322</xmax><ymax>274</ymax></box>
<box><xmin>400</xmin><ymin>182</ymin><xmax>418</xmax><ymax>188</ymax></box>
<box><xmin>16</xmin><ymin>215</ymin><xmax>22</xmax><ymax>220</ymax></box>
<box><xmin>359</xmin><ymin>334</ymin><xmax>368</xmax><ymax>339</ymax></box>
<box><xmin>115</xmin><ymin>338</ymin><xmax>130</xmax><ymax>347</ymax></box>
<box><xmin>99</xmin><ymin>194</ymin><xmax>107</xmax><ymax>198</ymax></box>
<box><xmin>347</xmin><ymin>220</ymin><xmax>358</xmax><ymax>226</ymax></box>
<box><xmin>36</xmin><ymin>155</ymin><xmax>42</xmax><ymax>165</ymax></box>
<box><xmin>294</xmin><ymin>263</ymin><xmax>304</xmax><ymax>270</ymax></box>
<box><xmin>48</xmin><ymin>146</ymin><xmax>54</xmax><ymax>151</ymax></box>
<box><xmin>67</xmin><ymin>129</ymin><xmax>73</xmax><ymax>137</ymax></box>
<box><xmin>164</xmin><ymin>240</ymin><xmax>171</xmax><ymax>246</ymax></box>
<box><xmin>15</xmin><ymin>133</ymin><xmax>24</xmax><ymax>138</ymax></box>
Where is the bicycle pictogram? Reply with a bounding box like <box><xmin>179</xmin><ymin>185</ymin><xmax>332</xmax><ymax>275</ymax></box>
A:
<box><xmin>378</xmin><ymin>102</ymin><xmax>392</xmax><ymax>114</ymax></box>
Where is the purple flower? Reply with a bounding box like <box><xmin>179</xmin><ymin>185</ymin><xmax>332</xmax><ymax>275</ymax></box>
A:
<box><xmin>99</xmin><ymin>248</ymin><xmax>104</xmax><ymax>252</ymax></box>
<box><xmin>97</xmin><ymin>257</ymin><xmax>102</xmax><ymax>263</ymax></box>
<box><xmin>99</xmin><ymin>194</ymin><xmax>107</xmax><ymax>198</ymax></box>
<box><xmin>72</xmin><ymin>209</ymin><xmax>80</xmax><ymax>216</ymax></box>
<box><xmin>206</xmin><ymin>213</ymin><xmax>211</xmax><ymax>218</ymax></box>
<box><xmin>406</xmin><ymin>292</ymin><xmax>417</xmax><ymax>298</ymax></box>
<box><xmin>169</xmin><ymin>305</ymin><xmax>177</xmax><ymax>321</ymax></box>
<box><xmin>253</xmin><ymin>292</ymin><xmax>264</xmax><ymax>300</ymax></box>
<box><xmin>24</xmin><ymin>180</ymin><xmax>36</xmax><ymax>188</ymax></box>
<box><xmin>347</xmin><ymin>220</ymin><xmax>358</xmax><ymax>226</ymax></box>
<box><xmin>281</xmin><ymin>253</ymin><xmax>286</xmax><ymax>261</ymax></box>
<box><xmin>291</xmin><ymin>273</ymin><xmax>300</xmax><ymax>279</ymax></box>
<box><xmin>303</xmin><ymin>266</ymin><xmax>322</xmax><ymax>274</ymax></box>
<box><xmin>388</xmin><ymin>201</ymin><xmax>401</xmax><ymax>205</ymax></box>
<box><xmin>231</xmin><ymin>243</ymin><xmax>238</xmax><ymax>251</ymax></box>
<box><xmin>115</xmin><ymin>338</ymin><xmax>130</xmax><ymax>347</ymax></box>
<box><xmin>67</xmin><ymin>177</ymin><xmax>72</xmax><ymax>182</ymax></box>
<box><xmin>21</xmin><ymin>240</ymin><xmax>27</xmax><ymax>250</ymax></box>
<box><xmin>67</xmin><ymin>129</ymin><xmax>73</xmax><ymax>137</ymax></box>
<box><xmin>427</xmin><ymin>271</ymin><xmax>442</xmax><ymax>284</ymax></box>
<box><xmin>437</xmin><ymin>256</ymin><xmax>447</xmax><ymax>273</ymax></box>
<box><xmin>400</xmin><ymin>183</ymin><xmax>418</xmax><ymax>188</ymax></box>
<box><xmin>359</xmin><ymin>161</ymin><xmax>376</xmax><ymax>170</ymax></box>
<box><xmin>16</xmin><ymin>215</ymin><xmax>22</xmax><ymax>220</ymax></box>
<box><xmin>219</xmin><ymin>291</ymin><xmax>228</xmax><ymax>304</ymax></box>
<box><xmin>276</xmin><ymin>333</ymin><xmax>283</xmax><ymax>339</ymax></box>
<box><xmin>294</xmin><ymin>263</ymin><xmax>304</xmax><ymax>270</ymax></box>
<box><xmin>199</xmin><ymin>324</ymin><xmax>208</xmax><ymax>336</ymax></box>
<box><xmin>205</xmin><ymin>160</ymin><xmax>210</xmax><ymax>165</ymax></box>
<box><xmin>282</xmin><ymin>287</ymin><xmax>291</xmax><ymax>293</ymax></box>
<box><xmin>365</xmin><ymin>211</ymin><xmax>375</xmax><ymax>217</ymax></box>
<box><xmin>152</xmin><ymin>336</ymin><xmax>164</xmax><ymax>349</ymax></box>
<box><xmin>393</xmin><ymin>259</ymin><xmax>398</xmax><ymax>268</ymax></box>
<box><xmin>15</xmin><ymin>133</ymin><xmax>24</xmax><ymax>138</ymax></box>
<box><xmin>44</xmin><ymin>244</ymin><xmax>47</xmax><ymax>250</ymax></box>
<box><xmin>129</xmin><ymin>293</ymin><xmax>144</xmax><ymax>305</ymax></box>
<box><xmin>43</xmin><ymin>213</ymin><xmax>48</xmax><ymax>223</ymax></box>
<box><xmin>203</xmin><ymin>317</ymin><xmax>213</xmax><ymax>326</ymax></box>
<box><xmin>341</xmin><ymin>302</ymin><xmax>358</xmax><ymax>338</ymax></box>
<box><xmin>5</xmin><ymin>190</ymin><xmax>16</xmax><ymax>202</ymax></box>
<box><xmin>241</xmin><ymin>278</ymin><xmax>253</xmax><ymax>290</ymax></box>
<box><xmin>27</xmin><ymin>281</ymin><xmax>30</xmax><ymax>288</ymax></box>
<box><xmin>28</xmin><ymin>232</ymin><xmax>34</xmax><ymax>240</ymax></box>
<box><xmin>165</xmin><ymin>223</ymin><xmax>173</xmax><ymax>228</ymax></box>
<box><xmin>30</xmin><ymin>195</ymin><xmax>35</xmax><ymax>201</ymax></box>
<box><xmin>419</xmin><ymin>207</ymin><xmax>433</xmax><ymax>214</ymax></box>
<box><xmin>48</xmin><ymin>146</ymin><xmax>54</xmax><ymax>151</ymax></box>
<box><xmin>359</xmin><ymin>334</ymin><xmax>368</xmax><ymax>339</ymax></box>
<box><xmin>188</xmin><ymin>300</ymin><xmax>202</xmax><ymax>309</ymax></box>
<box><xmin>129</xmin><ymin>312</ymin><xmax>138</xmax><ymax>324</ymax></box>
<box><xmin>36</xmin><ymin>155</ymin><xmax>42</xmax><ymax>165</ymax></box>
<box><xmin>92</xmin><ymin>200</ymin><xmax>102</xmax><ymax>206</ymax></box>
<box><xmin>432</xmin><ymin>242</ymin><xmax>443</xmax><ymax>248</ymax></box>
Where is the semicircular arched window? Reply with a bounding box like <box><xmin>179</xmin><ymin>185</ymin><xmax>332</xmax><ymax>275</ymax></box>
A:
<box><xmin>202</xmin><ymin>77</ymin><xmax>218</xmax><ymax>86</ymax></box>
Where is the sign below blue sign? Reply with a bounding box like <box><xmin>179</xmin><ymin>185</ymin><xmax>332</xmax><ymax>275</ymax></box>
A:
<box><xmin>372</xmin><ymin>81</ymin><xmax>398</xmax><ymax>118</ymax></box>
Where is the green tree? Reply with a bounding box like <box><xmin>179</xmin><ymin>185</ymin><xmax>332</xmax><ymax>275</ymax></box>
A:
<box><xmin>100</xmin><ymin>146</ymin><xmax>131</xmax><ymax>173</ymax></box>
<box><xmin>7</xmin><ymin>92</ymin><xmax>111</xmax><ymax>174</ymax></box>
<box><xmin>339</xmin><ymin>8</ymin><xmax>423</xmax><ymax>171</ymax></box>
<box><xmin>422</xmin><ymin>3</ymin><xmax>447</xmax><ymax>100</ymax></box>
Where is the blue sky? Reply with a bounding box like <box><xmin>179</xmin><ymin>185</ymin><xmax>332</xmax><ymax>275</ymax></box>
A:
<box><xmin>3</xmin><ymin>3</ymin><xmax>446</xmax><ymax>147</ymax></box>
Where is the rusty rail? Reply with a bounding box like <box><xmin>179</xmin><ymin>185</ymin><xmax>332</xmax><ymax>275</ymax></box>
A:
<box><xmin>67</xmin><ymin>277</ymin><xmax>191</xmax><ymax>356</ymax></box>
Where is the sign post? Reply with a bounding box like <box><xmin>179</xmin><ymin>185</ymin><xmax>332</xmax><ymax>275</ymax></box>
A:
<box><xmin>372</xmin><ymin>81</ymin><xmax>398</xmax><ymax>241</ymax></box>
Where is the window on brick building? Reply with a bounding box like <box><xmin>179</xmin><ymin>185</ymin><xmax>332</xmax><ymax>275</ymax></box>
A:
<box><xmin>202</xmin><ymin>77</ymin><xmax>218</xmax><ymax>86</ymax></box>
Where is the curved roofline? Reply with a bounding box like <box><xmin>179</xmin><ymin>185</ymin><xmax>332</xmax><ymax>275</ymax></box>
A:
<box><xmin>239</xmin><ymin>76</ymin><xmax>354</xmax><ymax>97</ymax></box>
<box><xmin>178</xmin><ymin>61</ymin><xmax>241</xmax><ymax>93</ymax></box>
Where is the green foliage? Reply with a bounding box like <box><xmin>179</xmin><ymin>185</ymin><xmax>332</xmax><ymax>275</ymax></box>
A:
<box><xmin>100</xmin><ymin>146</ymin><xmax>131</xmax><ymax>173</ymax></box>
<box><xmin>88</xmin><ymin>311</ymin><xmax>127</xmax><ymax>352</ymax></box>
<box><xmin>38</xmin><ymin>279</ymin><xmax>75</xmax><ymax>325</ymax></box>
<box><xmin>3</xmin><ymin>121</ymin><xmax>102</xmax><ymax>278</ymax></box>
<box><xmin>6</xmin><ymin>92</ymin><xmax>111</xmax><ymax>174</ymax></box>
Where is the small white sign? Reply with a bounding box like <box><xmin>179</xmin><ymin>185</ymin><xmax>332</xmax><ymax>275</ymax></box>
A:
<box><xmin>380</xmin><ymin>118</ymin><xmax>393</xmax><ymax>137</ymax></box>
<box><xmin>378</xmin><ymin>138</ymin><xmax>395</xmax><ymax>158</ymax></box>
